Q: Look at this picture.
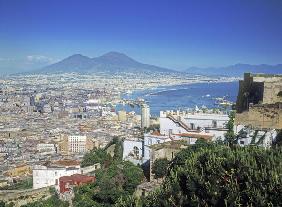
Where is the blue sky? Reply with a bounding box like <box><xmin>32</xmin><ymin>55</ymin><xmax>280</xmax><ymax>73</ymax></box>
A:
<box><xmin>0</xmin><ymin>0</ymin><xmax>282</xmax><ymax>72</ymax></box>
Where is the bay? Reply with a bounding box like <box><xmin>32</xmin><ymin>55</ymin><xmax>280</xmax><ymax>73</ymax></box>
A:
<box><xmin>117</xmin><ymin>81</ymin><xmax>239</xmax><ymax>116</ymax></box>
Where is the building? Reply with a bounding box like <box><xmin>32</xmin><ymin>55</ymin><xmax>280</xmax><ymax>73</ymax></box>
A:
<box><xmin>235</xmin><ymin>73</ymin><xmax>282</xmax><ymax>147</ymax></box>
<box><xmin>135</xmin><ymin>181</ymin><xmax>161</xmax><ymax>197</ymax></box>
<box><xmin>37</xmin><ymin>143</ymin><xmax>56</xmax><ymax>154</ymax></box>
<box><xmin>122</xmin><ymin>109</ymin><xmax>228</xmax><ymax>166</ymax></box>
<box><xmin>235</xmin><ymin>73</ymin><xmax>282</xmax><ymax>129</ymax></box>
<box><xmin>118</xmin><ymin>110</ymin><xmax>127</xmax><ymax>122</ymax></box>
<box><xmin>141</xmin><ymin>104</ymin><xmax>150</xmax><ymax>128</ymax></box>
<box><xmin>143</xmin><ymin>132</ymin><xmax>171</xmax><ymax>162</ymax></box>
<box><xmin>149</xmin><ymin>141</ymin><xmax>187</xmax><ymax>181</ymax></box>
<box><xmin>236</xmin><ymin>73</ymin><xmax>282</xmax><ymax>113</ymax></box>
<box><xmin>33</xmin><ymin>160</ymin><xmax>81</xmax><ymax>189</ymax></box>
<box><xmin>122</xmin><ymin>138</ymin><xmax>144</xmax><ymax>165</ymax></box>
<box><xmin>57</xmin><ymin>134</ymin><xmax>69</xmax><ymax>155</ymax></box>
<box><xmin>69</xmin><ymin>135</ymin><xmax>94</xmax><ymax>154</ymax></box>
<box><xmin>160</xmin><ymin>110</ymin><xmax>229</xmax><ymax>140</ymax></box>
<box><xmin>59</xmin><ymin>174</ymin><xmax>95</xmax><ymax>194</ymax></box>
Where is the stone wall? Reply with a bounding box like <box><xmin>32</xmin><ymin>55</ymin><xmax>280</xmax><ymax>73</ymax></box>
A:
<box><xmin>0</xmin><ymin>186</ymin><xmax>52</xmax><ymax>207</ymax></box>
<box><xmin>235</xmin><ymin>73</ymin><xmax>282</xmax><ymax>129</ymax></box>
<box><xmin>236</xmin><ymin>73</ymin><xmax>282</xmax><ymax>113</ymax></box>
<box><xmin>235</xmin><ymin>103</ymin><xmax>282</xmax><ymax>129</ymax></box>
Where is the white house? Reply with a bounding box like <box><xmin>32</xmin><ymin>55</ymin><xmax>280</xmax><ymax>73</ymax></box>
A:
<box><xmin>33</xmin><ymin>160</ymin><xmax>81</xmax><ymax>189</ymax></box>
<box><xmin>235</xmin><ymin>125</ymin><xmax>278</xmax><ymax>148</ymax></box>
<box><xmin>37</xmin><ymin>143</ymin><xmax>56</xmax><ymax>154</ymax></box>
<box><xmin>160</xmin><ymin>110</ymin><xmax>229</xmax><ymax>140</ymax></box>
<box><xmin>122</xmin><ymin>110</ymin><xmax>230</xmax><ymax>165</ymax></box>
<box><xmin>143</xmin><ymin>132</ymin><xmax>171</xmax><ymax>162</ymax></box>
<box><xmin>122</xmin><ymin>138</ymin><xmax>143</xmax><ymax>165</ymax></box>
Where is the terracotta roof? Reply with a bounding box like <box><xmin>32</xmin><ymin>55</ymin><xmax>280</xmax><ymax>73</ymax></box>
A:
<box><xmin>151</xmin><ymin>131</ymin><xmax>161</xmax><ymax>136</ymax></box>
<box><xmin>53</xmin><ymin>159</ymin><xmax>80</xmax><ymax>167</ymax></box>
<box><xmin>59</xmin><ymin>174</ymin><xmax>95</xmax><ymax>182</ymax></box>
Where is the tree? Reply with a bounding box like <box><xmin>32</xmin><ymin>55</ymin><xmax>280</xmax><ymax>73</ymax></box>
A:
<box><xmin>81</xmin><ymin>148</ymin><xmax>112</xmax><ymax>168</ymax></box>
<box><xmin>113</xmin><ymin>138</ymin><xmax>123</xmax><ymax>161</ymax></box>
<box><xmin>0</xmin><ymin>201</ymin><xmax>5</xmax><ymax>207</ymax></box>
<box><xmin>142</xmin><ymin>145</ymin><xmax>282</xmax><ymax>207</ymax></box>
<box><xmin>152</xmin><ymin>158</ymin><xmax>169</xmax><ymax>179</ymax></box>
<box><xmin>224</xmin><ymin>110</ymin><xmax>238</xmax><ymax>147</ymax></box>
<box><xmin>272</xmin><ymin>130</ymin><xmax>282</xmax><ymax>147</ymax></box>
<box><xmin>74</xmin><ymin>161</ymin><xmax>144</xmax><ymax>206</ymax></box>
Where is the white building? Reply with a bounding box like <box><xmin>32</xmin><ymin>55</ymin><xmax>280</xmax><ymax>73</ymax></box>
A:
<box><xmin>143</xmin><ymin>132</ymin><xmax>170</xmax><ymax>161</ymax></box>
<box><xmin>118</xmin><ymin>110</ymin><xmax>127</xmax><ymax>122</ymax></box>
<box><xmin>141</xmin><ymin>104</ymin><xmax>150</xmax><ymax>128</ymax></box>
<box><xmin>122</xmin><ymin>138</ymin><xmax>143</xmax><ymax>165</ymax></box>
<box><xmin>160</xmin><ymin>110</ymin><xmax>229</xmax><ymax>140</ymax></box>
<box><xmin>235</xmin><ymin>125</ymin><xmax>278</xmax><ymax>148</ymax></box>
<box><xmin>33</xmin><ymin>161</ymin><xmax>81</xmax><ymax>189</ymax></box>
<box><xmin>68</xmin><ymin>135</ymin><xmax>87</xmax><ymax>154</ymax></box>
<box><xmin>37</xmin><ymin>143</ymin><xmax>56</xmax><ymax>154</ymax></box>
<box><xmin>123</xmin><ymin>109</ymin><xmax>230</xmax><ymax>166</ymax></box>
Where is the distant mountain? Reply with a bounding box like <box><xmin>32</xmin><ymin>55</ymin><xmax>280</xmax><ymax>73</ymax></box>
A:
<box><xmin>39</xmin><ymin>52</ymin><xmax>175</xmax><ymax>74</ymax></box>
<box><xmin>184</xmin><ymin>64</ymin><xmax>282</xmax><ymax>76</ymax></box>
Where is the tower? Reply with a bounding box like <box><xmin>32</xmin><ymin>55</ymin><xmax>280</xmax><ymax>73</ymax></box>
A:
<box><xmin>141</xmin><ymin>104</ymin><xmax>150</xmax><ymax>128</ymax></box>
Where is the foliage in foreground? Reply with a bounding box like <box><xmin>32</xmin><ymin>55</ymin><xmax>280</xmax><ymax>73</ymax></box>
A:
<box><xmin>73</xmin><ymin>138</ymin><xmax>143</xmax><ymax>206</ymax></box>
<box><xmin>152</xmin><ymin>158</ymin><xmax>169</xmax><ymax>179</ymax></box>
<box><xmin>73</xmin><ymin>161</ymin><xmax>144</xmax><ymax>207</ymax></box>
<box><xmin>118</xmin><ymin>143</ymin><xmax>282</xmax><ymax>207</ymax></box>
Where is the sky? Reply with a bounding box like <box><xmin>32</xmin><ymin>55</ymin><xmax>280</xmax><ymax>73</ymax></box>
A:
<box><xmin>0</xmin><ymin>0</ymin><xmax>282</xmax><ymax>73</ymax></box>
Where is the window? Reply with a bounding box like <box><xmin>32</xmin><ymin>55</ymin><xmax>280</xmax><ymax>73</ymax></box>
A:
<box><xmin>212</xmin><ymin>120</ymin><xmax>217</xmax><ymax>128</ymax></box>
<box><xmin>133</xmin><ymin>146</ymin><xmax>139</xmax><ymax>157</ymax></box>
<box><xmin>240</xmin><ymin>141</ymin><xmax>244</xmax><ymax>145</ymax></box>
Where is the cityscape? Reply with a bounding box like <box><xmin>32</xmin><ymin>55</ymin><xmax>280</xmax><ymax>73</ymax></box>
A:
<box><xmin>0</xmin><ymin>0</ymin><xmax>282</xmax><ymax>207</ymax></box>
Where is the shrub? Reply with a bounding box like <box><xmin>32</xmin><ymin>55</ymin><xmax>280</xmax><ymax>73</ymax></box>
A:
<box><xmin>152</xmin><ymin>158</ymin><xmax>169</xmax><ymax>179</ymax></box>
<box><xmin>144</xmin><ymin>145</ymin><xmax>282</xmax><ymax>207</ymax></box>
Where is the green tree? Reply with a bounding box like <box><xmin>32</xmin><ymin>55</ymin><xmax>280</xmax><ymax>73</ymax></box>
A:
<box><xmin>224</xmin><ymin>110</ymin><xmax>238</xmax><ymax>147</ymax></box>
<box><xmin>81</xmin><ymin>148</ymin><xmax>112</xmax><ymax>167</ymax></box>
<box><xmin>113</xmin><ymin>138</ymin><xmax>123</xmax><ymax>161</ymax></box>
<box><xmin>145</xmin><ymin>145</ymin><xmax>282</xmax><ymax>207</ymax></box>
<box><xmin>0</xmin><ymin>201</ymin><xmax>5</xmax><ymax>207</ymax></box>
<box><xmin>74</xmin><ymin>161</ymin><xmax>144</xmax><ymax>206</ymax></box>
<box><xmin>152</xmin><ymin>158</ymin><xmax>169</xmax><ymax>179</ymax></box>
<box><xmin>273</xmin><ymin>130</ymin><xmax>282</xmax><ymax>147</ymax></box>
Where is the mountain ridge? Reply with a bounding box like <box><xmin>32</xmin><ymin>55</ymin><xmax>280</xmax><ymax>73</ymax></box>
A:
<box><xmin>184</xmin><ymin>63</ymin><xmax>282</xmax><ymax>76</ymax></box>
<box><xmin>39</xmin><ymin>52</ymin><xmax>175</xmax><ymax>74</ymax></box>
<box><xmin>33</xmin><ymin>52</ymin><xmax>282</xmax><ymax>76</ymax></box>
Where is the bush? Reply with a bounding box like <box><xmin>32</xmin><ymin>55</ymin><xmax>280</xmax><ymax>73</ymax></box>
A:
<box><xmin>144</xmin><ymin>145</ymin><xmax>282</xmax><ymax>206</ymax></box>
<box><xmin>152</xmin><ymin>158</ymin><xmax>169</xmax><ymax>179</ymax></box>
<box><xmin>74</xmin><ymin>161</ymin><xmax>144</xmax><ymax>206</ymax></box>
<box><xmin>81</xmin><ymin>148</ymin><xmax>112</xmax><ymax>168</ymax></box>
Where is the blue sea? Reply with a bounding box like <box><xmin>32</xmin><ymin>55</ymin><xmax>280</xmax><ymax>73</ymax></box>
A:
<box><xmin>116</xmin><ymin>81</ymin><xmax>239</xmax><ymax>116</ymax></box>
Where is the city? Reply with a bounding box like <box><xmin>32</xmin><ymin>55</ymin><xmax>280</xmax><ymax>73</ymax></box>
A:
<box><xmin>0</xmin><ymin>0</ymin><xmax>282</xmax><ymax>207</ymax></box>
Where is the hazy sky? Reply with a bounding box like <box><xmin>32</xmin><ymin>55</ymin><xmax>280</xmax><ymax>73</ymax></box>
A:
<box><xmin>0</xmin><ymin>0</ymin><xmax>282</xmax><ymax>72</ymax></box>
